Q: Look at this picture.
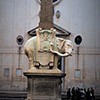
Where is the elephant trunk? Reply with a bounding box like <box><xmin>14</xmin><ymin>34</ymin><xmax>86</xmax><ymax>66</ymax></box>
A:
<box><xmin>50</xmin><ymin>42</ymin><xmax>71</xmax><ymax>57</ymax></box>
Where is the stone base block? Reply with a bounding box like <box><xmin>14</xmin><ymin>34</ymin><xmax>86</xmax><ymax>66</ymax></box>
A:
<box><xmin>24</xmin><ymin>72</ymin><xmax>65</xmax><ymax>100</ymax></box>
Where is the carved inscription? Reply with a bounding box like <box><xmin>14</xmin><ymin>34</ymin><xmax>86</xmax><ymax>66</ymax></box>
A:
<box><xmin>34</xmin><ymin>81</ymin><xmax>54</xmax><ymax>96</ymax></box>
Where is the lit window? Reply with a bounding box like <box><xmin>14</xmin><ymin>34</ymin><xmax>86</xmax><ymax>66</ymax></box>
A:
<box><xmin>16</xmin><ymin>68</ymin><xmax>22</xmax><ymax>77</ymax></box>
<box><xmin>4</xmin><ymin>68</ymin><xmax>10</xmax><ymax>77</ymax></box>
<box><xmin>74</xmin><ymin>69</ymin><xmax>81</xmax><ymax>78</ymax></box>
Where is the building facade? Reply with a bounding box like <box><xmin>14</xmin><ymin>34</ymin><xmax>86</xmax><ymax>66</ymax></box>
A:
<box><xmin>0</xmin><ymin>0</ymin><xmax>100</xmax><ymax>94</ymax></box>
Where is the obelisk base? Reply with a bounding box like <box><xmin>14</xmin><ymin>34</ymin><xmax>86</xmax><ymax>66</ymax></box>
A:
<box><xmin>24</xmin><ymin>72</ymin><xmax>66</xmax><ymax>100</ymax></box>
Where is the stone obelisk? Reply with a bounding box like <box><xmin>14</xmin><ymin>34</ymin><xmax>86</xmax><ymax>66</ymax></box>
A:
<box><xmin>39</xmin><ymin>0</ymin><xmax>53</xmax><ymax>29</ymax></box>
<box><xmin>24</xmin><ymin>0</ymin><xmax>66</xmax><ymax>100</ymax></box>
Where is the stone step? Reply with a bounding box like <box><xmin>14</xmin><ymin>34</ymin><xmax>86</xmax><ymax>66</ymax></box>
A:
<box><xmin>0</xmin><ymin>98</ymin><xmax>25</xmax><ymax>100</ymax></box>
<box><xmin>0</xmin><ymin>91</ymin><xmax>100</xmax><ymax>100</ymax></box>
<box><xmin>0</xmin><ymin>91</ymin><xmax>27</xmax><ymax>100</ymax></box>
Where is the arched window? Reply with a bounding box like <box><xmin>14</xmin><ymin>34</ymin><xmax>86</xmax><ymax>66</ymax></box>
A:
<box><xmin>40</xmin><ymin>0</ymin><xmax>58</xmax><ymax>2</ymax></box>
<box><xmin>53</xmin><ymin>0</ymin><xmax>58</xmax><ymax>3</ymax></box>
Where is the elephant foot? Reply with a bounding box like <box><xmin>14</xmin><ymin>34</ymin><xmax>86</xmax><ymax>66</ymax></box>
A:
<box><xmin>27</xmin><ymin>67</ymin><xmax>62</xmax><ymax>74</ymax></box>
<box><xmin>28</xmin><ymin>67</ymin><xmax>38</xmax><ymax>72</ymax></box>
<box><xmin>51</xmin><ymin>68</ymin><xmax>62</xmax><ymax>73</ymax></box>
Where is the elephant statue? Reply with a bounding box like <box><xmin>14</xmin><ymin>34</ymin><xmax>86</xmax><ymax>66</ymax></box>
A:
<box><xmin>24</xmin><ymin>28</ymin><xmax>73</xmax><ymax>73</ymax></box>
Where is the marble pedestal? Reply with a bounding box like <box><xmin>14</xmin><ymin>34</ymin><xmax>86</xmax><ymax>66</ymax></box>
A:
<box><xmin>24</xmin><ymin>72</ymin><xmax>66</xmax><ymax>100</ymax></box>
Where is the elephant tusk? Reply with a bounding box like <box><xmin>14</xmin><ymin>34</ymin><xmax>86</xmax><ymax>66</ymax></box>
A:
<box><xmin>50</xmin><ymin>45</ymin><xmax>71</xmax><ymax>57</ymax></box>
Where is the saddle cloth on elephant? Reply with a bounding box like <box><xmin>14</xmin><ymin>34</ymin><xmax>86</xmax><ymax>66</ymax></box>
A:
<box><xmin>34</xmin><ymin>29</ymin><xmax>58</xmax><ymax>69</ymax></box>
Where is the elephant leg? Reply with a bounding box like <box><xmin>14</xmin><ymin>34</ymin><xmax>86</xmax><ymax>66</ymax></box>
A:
<box><xmin>53</xmin><ymin>56</ymin><xmax>58</xmax><ymax>69</ymax></box>
<box><xmin>25</xmin><ymin>48</ymin><xmax>34</xmax><ymax>69</ymax></box>
<box><xmin>29</xmin><ymin>57</ymin><xmax>34</xmax><ymax>68</ymax></box>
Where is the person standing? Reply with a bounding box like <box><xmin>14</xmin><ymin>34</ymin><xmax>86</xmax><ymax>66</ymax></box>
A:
<box><xmin>90</xmin><ymin>87</ymin><xmax>95</xmax><ymax>100</ymax></box>
<box><xmin>67</xmin><ymin>88</ymin><xmax>71</xmax><ymax>100</ymax></box>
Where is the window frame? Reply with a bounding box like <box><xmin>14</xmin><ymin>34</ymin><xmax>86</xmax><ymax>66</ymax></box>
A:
<box><xmin>4</xmin><ymin>68</ymin><xmax>10</xmax><ymax>77</ymax></box>
<box><xmin>16</xmin><ymin>68</ymin><xmax>22</xmax><ymax>77</ymax></box>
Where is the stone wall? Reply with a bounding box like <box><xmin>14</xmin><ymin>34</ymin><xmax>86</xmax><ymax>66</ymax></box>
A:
<box><xmin>0</xmin><ymin>0</ymin><xmax>100</xmax><ymax>94</ymax></box>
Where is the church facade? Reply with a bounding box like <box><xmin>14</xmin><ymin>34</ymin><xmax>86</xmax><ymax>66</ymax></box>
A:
<box><xmin>0</xmin><ymin>0</ymin><xmax>100</xmax><ymax>94</ymax></box>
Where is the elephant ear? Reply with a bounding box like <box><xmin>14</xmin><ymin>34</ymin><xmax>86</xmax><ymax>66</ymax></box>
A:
<box><xmin>65</xmin><ymin>40</ymin><xmax>73</xmax><ymax>54</ymax></box>
<box><xmin>57</xmin><ymin>38</ymin><xmax>65</xmax><ymax>51</ymax></box>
